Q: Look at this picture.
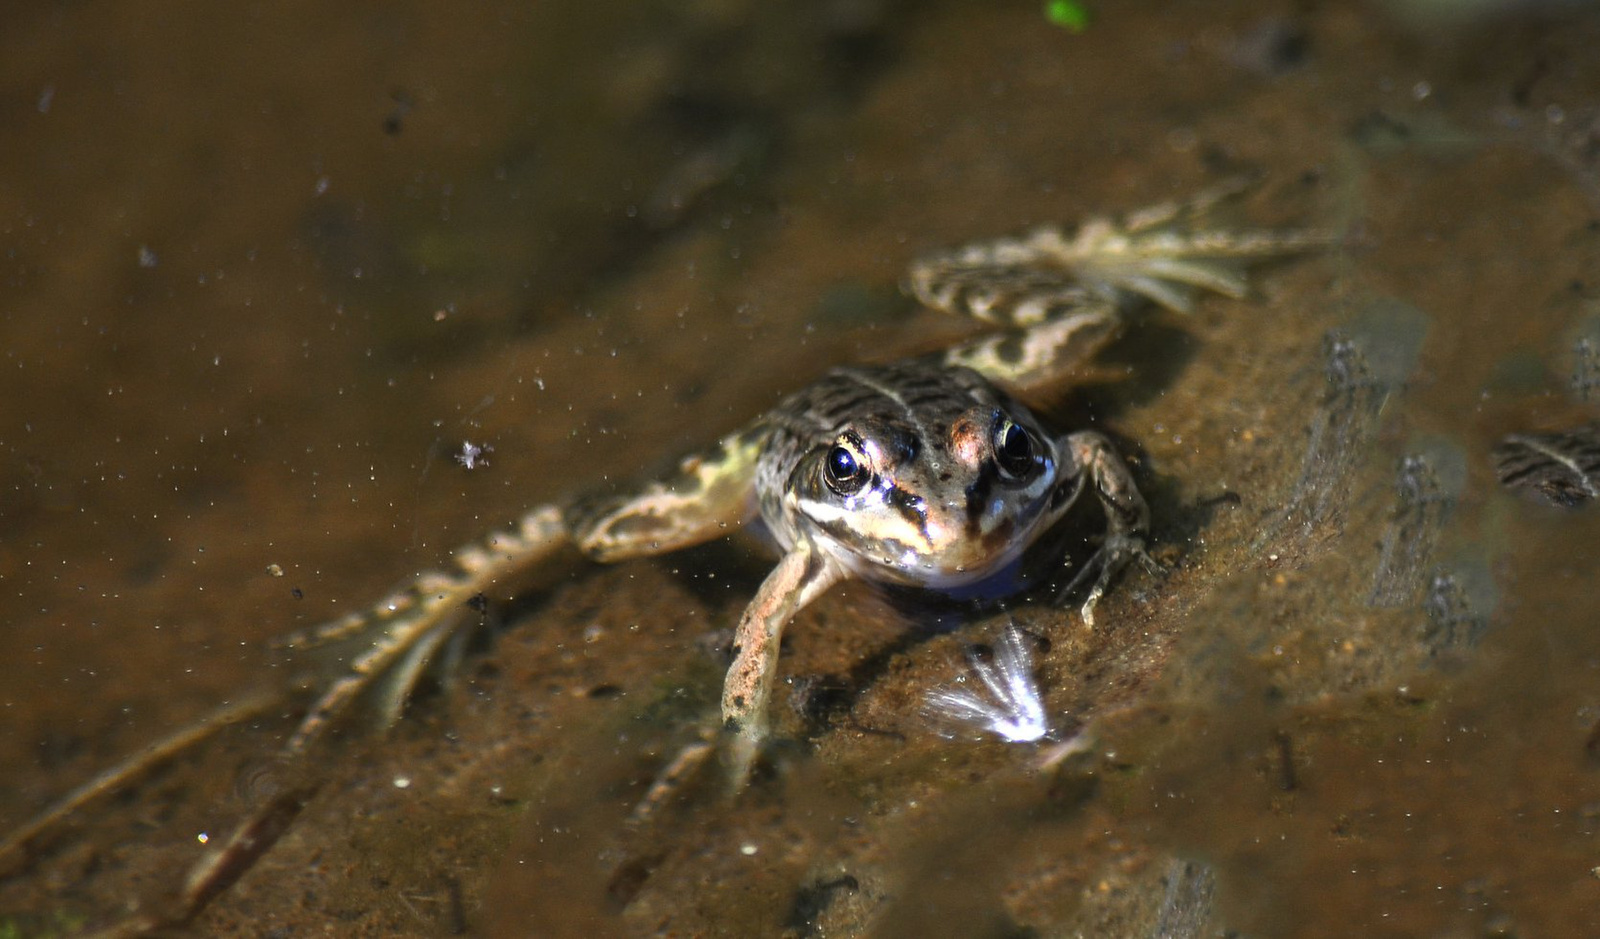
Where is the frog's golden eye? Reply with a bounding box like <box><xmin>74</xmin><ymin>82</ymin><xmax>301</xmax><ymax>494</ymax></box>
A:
<box><xmin>823</xmin><ymin>441</ymin><xmax>871</xmax><ymax>496</ymax></box>
<box><xmin>994</xmin><ymin>419</ymin><xmax>1038</xmax><ymax>479</ymax></box>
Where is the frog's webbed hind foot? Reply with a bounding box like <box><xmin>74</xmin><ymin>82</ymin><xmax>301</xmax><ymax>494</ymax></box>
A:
<box><xmin>279</xmin><ymin>504</ymin><xmax>574</xmax><ymax>744</ymax></box>
<box><xmin>906</xmin><ymin>175</ymin><xmax>1338</xmax><ymax>325</ymax></box>
<box><xmin>1059</xmin><ymin>175</ymin><xmax>1338</xmax><ymax>313</ymax></box>
<box><xmin>0</xmin><ymin>693</ymin><xmax>279</xmax><ymax>881</ymax></box>
<box><xmin>4</xmin><ymin>425</ymin><xmax>770</xmax><ymax>934</ymax></box>
<box><xmin>0</xmin><ymin>505</ymin><xmax>576</xmax><ymax>935</ymax></box>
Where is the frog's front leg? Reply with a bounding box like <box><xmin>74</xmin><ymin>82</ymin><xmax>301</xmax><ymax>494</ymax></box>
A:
<box><xmin>1054</xmin><ymin>429</ymin><xmax>1157</xmax><ymax>627</ymax></box>
<box><xmin>571</xmin><ymin>425</ymin><xmax>843</xmax><ymax>783</ymax></box>
<box><xmin>720</xmin><ymin>544</ymin><xmax>847</xmax><ymax>779</ymax></box>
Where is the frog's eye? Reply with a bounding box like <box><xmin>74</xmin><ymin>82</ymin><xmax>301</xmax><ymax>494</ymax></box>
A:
<box><xmin>994</xmin><ymin>419</ymin><xmax>1038</xmax><ymax>479</ymax></box>
<box><xmin>823</xmin><ymin>442</ymin><xmax>871</xmax><ymax>496</ymax></box>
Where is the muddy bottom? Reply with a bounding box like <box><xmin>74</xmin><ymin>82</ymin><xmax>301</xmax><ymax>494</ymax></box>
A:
<box><xmin>3</xmin><ymin>1</ymin><xmax>1600</xmax><ymax>936</ymax></box>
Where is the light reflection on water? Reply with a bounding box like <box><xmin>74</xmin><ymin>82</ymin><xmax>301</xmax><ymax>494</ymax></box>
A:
<box><xmin>3</xmin><ymin>1</ymin><xmax>1600</xmax><ymax>936</ymax></box>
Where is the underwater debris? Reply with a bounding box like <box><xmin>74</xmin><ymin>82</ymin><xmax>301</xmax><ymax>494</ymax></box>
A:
<box><xmin>1368</xmin><ymin>448</ymin><xmax>1461</xmax><ymax>607</ymax></box>
<box><xmin>1421</xmin><ymin>565</ymin><xmax>1494</xmax><ymax>653</ymax></box>
<box><xmin>1152</xmin><ymin>858</ymin><xmax>1219</xmax><ymax>939</ymax></box>
<box><xmin>1259</xmin><ymin>297</ymin><xmax>1428</xmax><ymax>555</ymax></box>
<box><xmin>922</xmin><ymin>625</ymin><xmax>1050</xmax><ymax>743</ymax></box>
<box><xmin>785</xmin><ymin>874</ymin><xmax>862</xmax><ymax>936</ymax></box>
<box><xmin>1573</xmin><ymin>335</ymin><xmax>1600</xmax><ymax>401</ymax></box>
<box><xmin>455</xmin><ymin>440</ymin><xmax>493</xmax><ymax>470</ymax></box>
<box><xmin>1494</xmin><ymin>425</ymin><xmax>1600</xmax><ymax>507</ymax></box>
<box><xmin>1257</xmin><ymin>335</ymin><xmax>1384</xmax><ymax>547</ymax></box>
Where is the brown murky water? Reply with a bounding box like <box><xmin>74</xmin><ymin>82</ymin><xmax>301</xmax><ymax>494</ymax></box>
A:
<box><xmin>4</xmin><ymin>1</ymin><xmax>1600</xmax><ymax>936</ymax></box>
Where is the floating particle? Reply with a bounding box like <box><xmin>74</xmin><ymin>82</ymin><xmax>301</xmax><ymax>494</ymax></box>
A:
<box><xmin>455</xmin><ymin>440</ymin><xmax>493</xmax><ymax>470</ymax></box>
<box><xmin>382</xmin><ymin>89</ymin><xmax>415</xmax><ymax>136</ymax></box>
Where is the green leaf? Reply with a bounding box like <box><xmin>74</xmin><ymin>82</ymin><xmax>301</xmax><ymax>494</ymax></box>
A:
<box><xmin>1044</xmin><ymin>0</ymin><xmax>1091</xmax><ymax>32</ymax></box>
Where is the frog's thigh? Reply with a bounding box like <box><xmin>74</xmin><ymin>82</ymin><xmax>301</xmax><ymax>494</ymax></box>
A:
<box><xmin>567</xmin><ymin>427</ymin><xmax>763</xmax><ymax>562</ymax></box>
<box><xmin>943</xmin><ymin>300</ymin><xmax>1122</xmax><ymax>392</ymax></box>
<box><xmin>1065</xmin><ymin>430</ymin><xmax>1150</xmax><ymax>537</ymax></box>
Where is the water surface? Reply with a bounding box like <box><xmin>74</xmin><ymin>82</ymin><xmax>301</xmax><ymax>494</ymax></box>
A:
<box><xmin>3</xmin><ymin>1</ymin><xmax>1599</xmax><ymax>935</ymax></box>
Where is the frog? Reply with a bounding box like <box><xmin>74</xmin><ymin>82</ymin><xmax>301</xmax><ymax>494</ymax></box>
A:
<box><xmin>1</xmin><ymin>178</ymin><xmax>1328</xmax><ymax>931</ymax></box>
<box><xmin>264</xmin><ymin>176</ymin><xmax>1328</xmax><ymax>774</ymax></box>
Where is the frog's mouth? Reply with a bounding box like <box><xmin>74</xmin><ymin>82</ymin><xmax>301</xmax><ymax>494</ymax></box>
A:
<box><xmin>814</xmin><ymin>502</ymin><xmax>1050</xmax><ymax>590</ymax></box>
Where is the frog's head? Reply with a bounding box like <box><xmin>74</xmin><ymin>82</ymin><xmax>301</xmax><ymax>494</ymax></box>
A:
<box><xmin>788</xmin><ymin>395</ymin><xmax>1062</xmax><ymax>588</ymax></box>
